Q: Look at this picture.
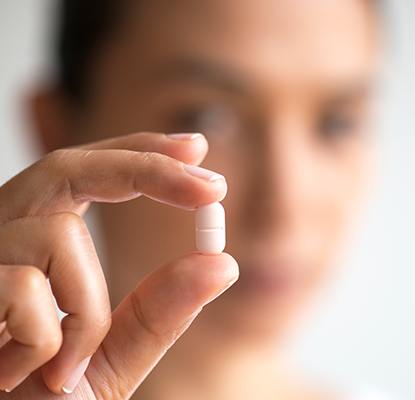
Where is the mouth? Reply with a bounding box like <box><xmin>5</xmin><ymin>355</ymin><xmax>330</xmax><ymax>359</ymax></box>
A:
<box><xmin>232</xmin><ymin>260</ymin><xmax>307</xmax><ymax>300</ymax></box>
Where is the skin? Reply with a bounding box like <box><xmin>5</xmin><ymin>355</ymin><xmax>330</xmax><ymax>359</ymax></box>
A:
<box><xmin>0</xmin><ymin>0</ymin><xmax>378</xmax><ymax>399</ymax></box>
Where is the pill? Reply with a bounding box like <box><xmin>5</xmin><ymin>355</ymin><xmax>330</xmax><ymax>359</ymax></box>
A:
<box><xmin>195</xmin><ymin>202</ymin><xmax>226</xmax><ymax>255</ymax></box>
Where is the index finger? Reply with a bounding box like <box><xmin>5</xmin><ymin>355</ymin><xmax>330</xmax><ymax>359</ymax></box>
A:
<box><xmin>0</xmin><ymin>133</ymin><xmax>226</xmax><ymax>222</ymax></box>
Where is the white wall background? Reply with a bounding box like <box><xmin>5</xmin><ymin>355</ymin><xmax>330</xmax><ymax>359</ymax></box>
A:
<box><xmin>0</xmin><ymin>1</ymin><xmax>414</xmax><ymax>398</ymax></box>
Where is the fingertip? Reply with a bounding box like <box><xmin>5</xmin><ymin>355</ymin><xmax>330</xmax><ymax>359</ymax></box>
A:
<box><xmin>42</xmin><ymin>355</ymin><xmax>91</xmax><ymax>396</ymax></box>
<box><xmin>217</xmin><ymin>252</ymin><xmax>240</xmax><ymax>281</ymax></box>
<box><xmin>210</xmin><ymin>252</ymin><xmax>239</xmax><ymax>285</ymax></box>
<box><xmin>191</xmin><ymin>134</ymin><xmax>209</xmax><ymax>165</ymax></box>
<box><xmin>180</xmin><ymin>164</ymin><xmax>228</xmax><ymax>207</ymax></box>
<box><xmin>215</xmin><ymin>178</ymin><xmax>228</xmax><ymax>202</ymax></box>
<box><xmin>173</xmin><ymin>252</ymin><xmax>239</xmax><ymax>297</ymax></box>
<box><xmin>165</xmin><ymin>133</ymin><xmax>209</xmax><ymax>165</ymax></box>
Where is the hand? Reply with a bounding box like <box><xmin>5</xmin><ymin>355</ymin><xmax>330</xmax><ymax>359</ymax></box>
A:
<box><xmin>0</xmin><ymin>132</ymin><xmax>239</xmax><ymax>399</ymax></box>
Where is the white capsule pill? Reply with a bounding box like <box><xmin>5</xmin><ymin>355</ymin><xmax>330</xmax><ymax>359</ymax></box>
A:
<box><xmin>195</xmin><ymin>202</ymin><xmax>226</xmax><ymax>255</ymax></box>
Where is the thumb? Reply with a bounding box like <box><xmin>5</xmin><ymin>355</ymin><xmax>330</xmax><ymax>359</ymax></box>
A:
<box><xmin>88</xmin><ymin>253</ymin><xmax>238</xmax><ymax>399</ymax></box>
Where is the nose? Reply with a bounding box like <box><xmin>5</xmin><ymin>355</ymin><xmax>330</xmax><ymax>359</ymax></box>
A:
<box><xmin>241</xmin><ymin>111</ymin><xmax>316</xmax><ymax>239</ymax></box>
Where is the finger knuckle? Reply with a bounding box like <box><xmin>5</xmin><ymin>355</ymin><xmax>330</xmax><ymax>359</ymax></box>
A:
<box><xmin>44</xmin><ymin>149</ymin><xmax>73</xmax><ymax>170</ymax></box>
<box><xmin>130</xmin><ymin>131</ymin><xmax>163</xmax><ymax>140</ymax></box>
<box><xmin>139</xmin><ymin>151</ymin><xmax>167</xmax><ymax>165</ymax></box>
<box><xmin>35</xmin><ymin>329</ymin><xmax>63</xmax><ymax>357</ymax></box>
<box><xmin>13</xmin><ymin>265</ymin><xmax>47</xmax><ymax>295</ymax></box>
<box><xmin>35</xmin><ymin>150</ymin><xmax>76</xmax><ymax>192</ymax></box>
<box><xmin>88</xmin><ymin>312</ymin><xmax>112</xmax><ymax>339</ymax></box>
<box><xmin>139</xmin><ymin>151</ymin><xmax>178</xmax><ymax>177</ymax></box>
<box><xmin>48</xmin><ymin>212</ymin><xmax>88</xmax><ymax>239</ymax></box>
<box><xmin>128</xmin><ymin>131</ymin><xmax>153</xmax><ymax>141</ymax></box>
<box><xmin>129</xmin><ymin>293</ymin><xmax>169</xmax><ymax>346</ymax></box>
<box><xmin>131</xmin><ymin>151</ymin><xmax>174</xmax><ymax>191</ymax></box>
<box><xmin>41</xmin><ymin>326</ymin><xmax>63</xmax><ymax>349</ymax></box>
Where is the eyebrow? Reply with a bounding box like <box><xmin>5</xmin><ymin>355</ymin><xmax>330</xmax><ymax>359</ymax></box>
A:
<box><xmin>147</xmin><ymin>57</ymin><xmax>250</xmax><ymax>95</ymax></box>
<box><xmin>323</xmin><ymin>81</ymin><xmax>375</xmax><ymax>108</ymax></box>
<box><xmin>144</xmin><ymin>56</ymin><xmax>376</xmax><ymax>103</ymax></box>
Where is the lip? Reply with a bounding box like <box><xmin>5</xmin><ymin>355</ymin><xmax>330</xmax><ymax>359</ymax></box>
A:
<box><xmin>233</xmin><ymin>261</ymin><xmax>305</xmax><ymax>299</ymax></box>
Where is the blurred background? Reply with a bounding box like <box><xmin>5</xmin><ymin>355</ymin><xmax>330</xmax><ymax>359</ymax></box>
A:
<box><xmin>0</xmin><ymin>1</ymin><xmax>414</xmax><ymax>398</ymax></box>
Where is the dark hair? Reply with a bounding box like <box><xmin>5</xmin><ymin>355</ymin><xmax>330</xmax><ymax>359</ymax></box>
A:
<box><xmin>56</xmin><ymin>0</ymin><xmax>381</xmax><ymax>103</ymax></box>
<box><xmin>56</xmin><ymin>0</ymin><xmax>127</xmax><ymax>102</ymax></box>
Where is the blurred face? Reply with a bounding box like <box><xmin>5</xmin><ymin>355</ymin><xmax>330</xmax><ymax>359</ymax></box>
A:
<box><xmin>61</xmin><ymin>0</ymin><xmax>378</xmax><ymax>341</ymax></box>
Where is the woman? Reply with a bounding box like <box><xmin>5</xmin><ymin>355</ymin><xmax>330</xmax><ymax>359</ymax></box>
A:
<box><xmin>0</xmin><ymin>0</ymin><xmax>381</xmax><ymax>398</ymax></box>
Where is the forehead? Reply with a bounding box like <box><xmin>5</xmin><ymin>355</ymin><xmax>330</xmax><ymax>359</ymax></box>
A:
<box><xmin>108</xmin><ymin>0</ymin><xmax>378</xmax><ymax>89</ymax></box>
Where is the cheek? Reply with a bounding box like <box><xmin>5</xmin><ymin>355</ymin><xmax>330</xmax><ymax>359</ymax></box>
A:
<box><xmin>317</xmin><ymin>149</ymin><xmax>370</xmax><ymax>244</ymax></box>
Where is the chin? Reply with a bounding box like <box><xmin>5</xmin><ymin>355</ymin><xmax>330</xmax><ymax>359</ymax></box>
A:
<box><xmin>202</xmin><ymin>277</ymin><xmax>313</xmax><ymax>345</ymax></box>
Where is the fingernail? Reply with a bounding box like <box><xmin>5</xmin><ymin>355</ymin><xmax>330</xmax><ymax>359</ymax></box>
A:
<box><xmin>168</xmin><ymin>133</ymin><xmax>204</xmax><ymax>141</ymax></box>
<box><xmin>183</xmin><ymin>164</ymin><xmax>225</xmax><ymax>182</ymax></box>
<box><xmin>4</xmin><ymin>374</ymin><xmax>29</xmax><ymax>392</ymax></box>
<box><xmin>62</xmin><ymin>356</ymin><xmax>91</xmax><ymax>394</ymax></box>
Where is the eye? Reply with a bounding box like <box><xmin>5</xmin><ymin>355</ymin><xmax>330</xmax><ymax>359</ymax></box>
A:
<box><xmin>318</xmin><ymin>111</ymin><xmax>359</xmax><ymax>141</ymax></box>
<box><xmin>173</xmin><ymin>104</ymin><xmax>242</xmax><ymax>139</ymax></box>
